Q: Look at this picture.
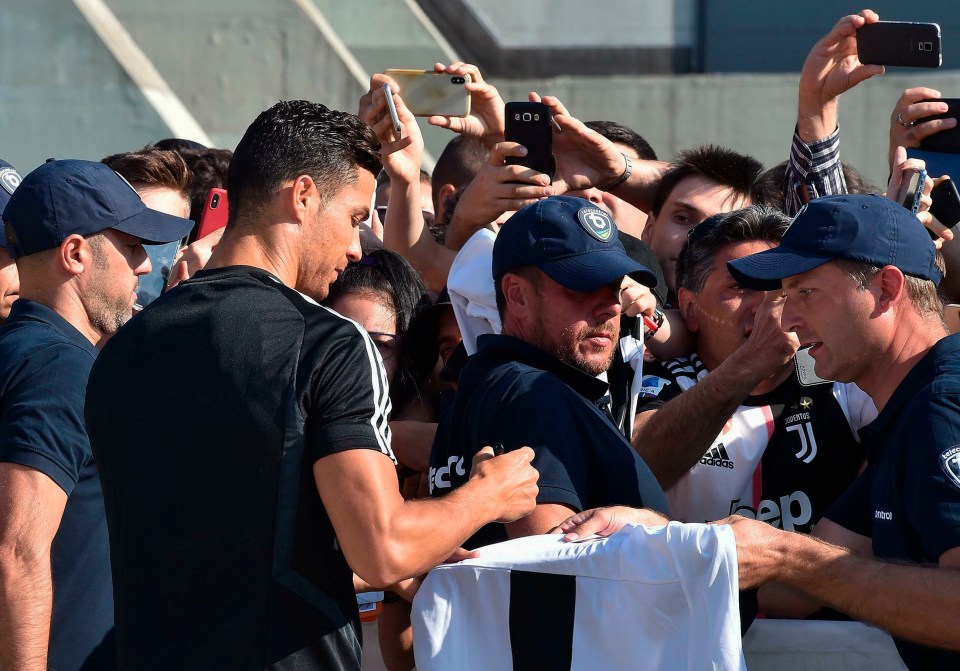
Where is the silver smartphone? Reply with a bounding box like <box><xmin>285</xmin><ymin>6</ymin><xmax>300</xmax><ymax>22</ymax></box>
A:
<box><xmin>383</xmin><ymin>69</ymin><xmax>472</xmax><ymax>117</ymax></box>
<box><xmin>382</xmin><ymin>82</ymin><xmax>402</xmax><ymax>136</ymax></box>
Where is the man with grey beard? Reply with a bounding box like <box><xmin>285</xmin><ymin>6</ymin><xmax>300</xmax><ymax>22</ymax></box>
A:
<box><xmin>429</xmin><ymin>195</ymin><xmax>668</xmax><ymax>549</ymax></box>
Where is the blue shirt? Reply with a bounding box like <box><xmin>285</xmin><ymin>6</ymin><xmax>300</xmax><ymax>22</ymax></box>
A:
<box><xmin>0</xmin><ymin>299</ymin><xmax>114</xmax><ymax>670</ymax></box>
<box><xmin>429</xmin><ymin>334</ymin><xmax>668</xmax><ymax>549</ymax></box>
<box><xmin>826</xmin><ymin>333</ymin><xmax>960</xmax><ymax>670</ymax></box>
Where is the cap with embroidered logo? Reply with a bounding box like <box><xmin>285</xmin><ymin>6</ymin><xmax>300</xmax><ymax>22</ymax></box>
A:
<box><xmin>2</xmin><ymin>159</ymin><xmax>194</xmax><ymax>259</ymax></box>
<box><xmin>728</xmin><ymin>194</ymin><xmax>942</xmax><ymax>290</ymax></box>
<box><xmin>492</xmin><ymin>195</ymin><xmax>657</xmax><ymax>291</ymax></box>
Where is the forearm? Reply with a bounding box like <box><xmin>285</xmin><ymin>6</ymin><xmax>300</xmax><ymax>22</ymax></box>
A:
<box><xmin>444</xmin><ymin>207</ymin><xmax>496</xmax><ymax>252</ymax></box>
<box><xmin>363</xmin><ymin>479</ymin><xmax>498</xmax><ymax>586</ymax></box>
<box><xmin>775</xmin><ymin>533</ymin><xmax>960</xmax><ymax>651</ymax></box>
<box><xmin>633</xmin><ymin>353</ymin><xmax>761</xmax><ymax>488</ymax></box>
<box><xmin>607</xmin><ymin>160</ymin><xmax>670</xmax><ymax>213</ymax></box>
<box><xmin>0</xmin><ymin>549</ymin><xmax>52</xmax><ymax>671</ymax></box>
<box><xmin>797</xmin><ymin>95</ymin><xmax>839</xmax><ymax>145</ymax></box>
<box><xmin>381</xmin><ymin>179</ymin><xmax>455</xmax><ymax>292</ymax></box>
<box><xmin>388</xmin><ymin>420</ymin><xmax>436</xmax><ymax>473</ymax></box>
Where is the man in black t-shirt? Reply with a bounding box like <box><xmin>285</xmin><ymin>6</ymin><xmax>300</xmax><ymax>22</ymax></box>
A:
<box><xmin>633</xmin><ymin>205</ymin><xmax>870</xmax><ymax>531</ymax></box>
<box><xmin>430</xmin><ymin>196</ymin><xmax>668</xmax><ymax>548</ymax></box>
<box><xmin>86</xmin><ymin>99</ymin><xmax>538</xmax><ymax>671</ymax></box>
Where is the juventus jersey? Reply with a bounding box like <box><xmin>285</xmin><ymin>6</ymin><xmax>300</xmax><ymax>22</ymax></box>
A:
<box><xmin>637</xmin><ymin>353</ymin><xmax>875</xmax><ymax>532</ymax></box>
<box><xmin>413</xmin><ymin>524</ymin><xmax>744</xmax><ymax>671</ymax></box>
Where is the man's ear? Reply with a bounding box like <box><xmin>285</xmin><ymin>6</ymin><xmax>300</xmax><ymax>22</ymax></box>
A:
<box><xmin>286</xmin><ymin>175</ymin><xmax>318</xmax><ymax>224</ymax></box>
<box><xmin>434</xmin><ymin>183</ymin><xmax>457</xmax><ymax>222</ymax></box>
<box><xmin>502</xmin><ymin>273</ymin><xmax>532</xmax><ymax>319</ymax></box>
<box><xmin>875</xmin><ymin>265</ymin><xmax>907</xmax><ymax>311</ymax></box>
<box><xmin>60</xmin><ymin>234</ymin><xmax>88</xmax><ymax>276</ymax></box>
<box><xmin>641</xmin><ymin>211</ymin><xmax>656</xmax><ymax>245</ymax></box>
<box><xmin>677</xmin><ymin>286</ymin><xmax>700</xmax><ymax>332</ymax></box>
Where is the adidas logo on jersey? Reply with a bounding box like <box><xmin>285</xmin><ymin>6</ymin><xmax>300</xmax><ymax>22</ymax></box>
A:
<box><xmin>700</xmin><ymin>443</ymin><xmax>734</xmax><ymax>469</ymax></box>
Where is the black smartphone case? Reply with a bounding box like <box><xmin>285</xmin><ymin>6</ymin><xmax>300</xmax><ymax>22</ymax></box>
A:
<box><xmin>918</xmin><ymin>99</ymin><xmax>960</xmax><ymax>154</ymax></box>
<box><xmin>857</xmin><ymin>22</ymin><xmax>941</xmax><ymax>68</ymax></box>
<box><xmin>504</xmin><ymin>102</ymin><xmax>555</xmax><ymax>179</ymax></box>
<box><xmin>931</xmin><ymin>179</ymin><xmax>960</xmax><ymax>228</ymax></box>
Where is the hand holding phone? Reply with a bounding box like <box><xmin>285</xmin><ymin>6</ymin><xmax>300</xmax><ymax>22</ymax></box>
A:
<box><xmin>896</xmin><ymin>167</ymin><xmax>927</xmax><ymax>215</ymax></box>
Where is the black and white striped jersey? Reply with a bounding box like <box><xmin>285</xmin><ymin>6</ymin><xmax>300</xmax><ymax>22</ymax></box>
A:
<box><xmin>87</xmin><ymin>265</ymin><xmax>394</xmax><ymax>671</ymax></box>
<box><xmin>636</xmin><ymin>353</ymin><xmax>873</xmax><ymax>532</ymax></box>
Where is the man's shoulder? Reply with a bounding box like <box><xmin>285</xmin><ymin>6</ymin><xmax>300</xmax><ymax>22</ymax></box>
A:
<box><xmin>0</xmin><ymin>320</ymin><xmax>94</xmax><ymax>380</ymax></box>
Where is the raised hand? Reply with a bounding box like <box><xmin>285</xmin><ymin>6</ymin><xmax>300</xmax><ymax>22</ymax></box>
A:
<box><xmin>427</xmin><ymin>62</ymin><xmax>506</xmax><ymax>146</ymax></box>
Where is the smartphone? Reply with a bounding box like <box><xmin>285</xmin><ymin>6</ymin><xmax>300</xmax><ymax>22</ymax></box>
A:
<box><xmin>931</xmin><ymin>178</ymin><xmax>960</xmax><ymax>230</ymax></box>
<box><xmin>857</xmin><ymin>22</ymin><xmax>941</xmax><ymax>68</ymax></box>
<box><xmin>197</xmin><ymin>188</ymin><xmax>229</xmax><ymax>240</ymax></box>
<box><xmin>944</xmin><ymin>304</ymin><xmax>960</xmax><ymax>335</ymax></box>
<box><xmin>504</xmin><ymin>102</ymin><xmax>555</xmax><ymax>179</ymax></box>
<box><xmin>918</xmin><ymin>98</ymin><xmax>960</xmax><ymax>153</ymax></box>
<box><xmin>382</xmin><ymin>70</ymin><xmax>471</xmax><ymax>117</ymax></box>
<box><xmin>382</xmin><ymin>82</ymin><xmax>402</xmax><ymax>137</ymax></box>
<box><xmin>896</xmin><ymin>168</ymin><xmax>926</xmax><ymax>214</ymax></box>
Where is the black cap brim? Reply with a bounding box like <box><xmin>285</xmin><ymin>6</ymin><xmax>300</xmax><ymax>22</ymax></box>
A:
<box><xmin>727</xmin><ymin>246</ymin><xmax>833</xmax><ymax>291</ymax></box>
<box><xmin>539</xmin><ymin>249</ymin><xmax>658</xmax><ymax>292</ymax></box>
<box><xmin>114</xmin><ymin>206</ymin><xmax>195</xmax><ymax>245</ymax></box>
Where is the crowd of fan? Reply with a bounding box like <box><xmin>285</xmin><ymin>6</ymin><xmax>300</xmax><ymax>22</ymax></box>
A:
<box><xmin>2</xmin><ymin>8</ymin><xmax>960</xmax><ymax>671</ymax></box>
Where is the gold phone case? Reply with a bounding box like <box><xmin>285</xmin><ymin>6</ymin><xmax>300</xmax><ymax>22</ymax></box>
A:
<box><xmin>384</xmin><ymin>69</ymin><xmax>472</xmax><ymax>118</ymax></box>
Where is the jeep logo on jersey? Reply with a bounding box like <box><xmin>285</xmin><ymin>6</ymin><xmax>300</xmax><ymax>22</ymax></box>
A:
<box><xmin>940</xmin><ymin>445</ymin><xmax>960</xmax><ymax>490</ymax></box>
<box><xmin>576</xmin><ymin>207</ymin><xmax>614</xmax><ymax>242</ymax></box>
<box><xmin>0</xmin><ymin>167</ymin><xmax>20</xmax><ymax>196</ymax></box>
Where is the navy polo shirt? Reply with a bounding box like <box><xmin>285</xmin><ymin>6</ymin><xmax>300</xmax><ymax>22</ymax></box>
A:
<box><xmin>429</xmin><ymin>334</ymin><xmax>668</xmax><ymax>549</ymax></box>
<box><xmin>0</xmin><ymin>300</ymin><xmax>114</xmax><ymax>670</ymax></box>
<box><xmin>826</xmin><ymin>333</ymin><xmax>960</xmax><ymax>670</ymax></box>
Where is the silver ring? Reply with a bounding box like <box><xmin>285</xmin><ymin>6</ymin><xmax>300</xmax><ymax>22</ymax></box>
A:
<box><xmin>897</xmin><ymin>112</ymin><xmax>914</xmax><ymax>128</ymax></box>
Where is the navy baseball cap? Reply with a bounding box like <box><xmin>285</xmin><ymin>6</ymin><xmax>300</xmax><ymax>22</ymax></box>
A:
<box><xmin>728</xmin><ymin>194</ymin><xmax>942</xmax><ymax>289</ymax></box>
<box><xmin>492</xmin><ymin>196</ymin><xmax>657</xmax><ymax>291</ymax></box>
<box><xmin>0</xmin><ymin>159</ymin><xmax>23</xmax><ymax>249</ymax></box>
<box><xmin>2</xmin><ymin>159</ymin><xmax>194</xmax><ymax>259</ymax></box>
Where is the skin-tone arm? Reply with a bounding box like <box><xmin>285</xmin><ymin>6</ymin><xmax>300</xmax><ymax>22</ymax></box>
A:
<box><xmin>359</xmin><ymin>76</ymin><xmax>455</xmax><ymax>292</ymax></box>
<box><xmin>796</xmin><ymin>10</ymin><xmax>883</xmax><ymax>143</ymax></box>
<box><xmin>0</xmin><ymin>464</ymin><xmax>68</xmax><ymax>671</ymax></box>
<box><xmin>444</xmin><ymin>142</ymin><xmax>552</xmax><ymax>252</ymax></box>
<box><xmin>558</xmin><ymin>506</ymin><xmax>960</xmax><ymax>652</ymax></box>
<box><xmin>618</xmin><ymin>279</ymin><xmax>692</xmax><ymax>359</ymax></box>
<box><xmin>529</xmin><ymin>93</ymin><xmax>669</xmax><ymax>213</ymax></box>
<box><xmin>505</xmin><ymin>502</ymin><xmax>577</xmax><ymax>540</ymax></box>
<box><xmin>632</xmin><ymin>292</ymin><xmax>799</xmax><ymax>489</ymax></box>
<box><xmin>315</xmin><ymin>446</ymin><xmax>538</xmax><ymax>588</ymax></box>
<box><xmin>167</xmin><ymin>227</ymin><xmax>225</xmax><ymax>290</ymax></box>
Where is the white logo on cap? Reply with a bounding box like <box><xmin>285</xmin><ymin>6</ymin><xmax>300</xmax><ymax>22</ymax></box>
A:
<box><xmin>577</xmin><ymin>207</ymin><xmax>613</xmax><ymax>242</ymax></box>
<box><xmin>0</xmin><ymin>168</ymin><xmax>21</xmax><ymax>197</ymax></box>
<box><xmin>941</xmin><ymin>445</ymin><xmax>960</xmax><ymax>491</ymax></box>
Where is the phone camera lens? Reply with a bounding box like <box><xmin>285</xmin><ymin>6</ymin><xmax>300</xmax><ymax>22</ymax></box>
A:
<box><xmin>522</xmin><ymin>113</ymin><xmax>532</xmax><ymax>121</ymax></box>
<box><xmin>514</xmin><ymin>114</ymin><xmax>520</xmax><ymax>120</ymax></box>
<box><xmin>211</xmin><ymin>194</ymin><xmax>220</xmax><ymax>208</ymax></box>
<box><xmin>451</xmin><ymin>76</ymin><xmax>464</xmax><ymax>84</ymax></box>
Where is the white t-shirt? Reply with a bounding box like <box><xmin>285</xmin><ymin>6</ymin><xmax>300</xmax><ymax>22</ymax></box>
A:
<box><xmin>447</xmin><ymin>228</ymin><xmax>500</xmax><ymax>356</ymax></box>
<box><xmin>413</xmin><ymin>524</ymin><xmax>745</xmax><ymax>671</ymax></box>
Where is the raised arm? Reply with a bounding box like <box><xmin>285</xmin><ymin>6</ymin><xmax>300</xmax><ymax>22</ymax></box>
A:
<box><xmin>360</xmin><ymin>75</ymin><xmax>455</xmax><ymax>292</ymax></box>
<box><xmin>632</xmin><ymin>292</ymin><xmax>799</xmax><ymax>488</ymax></box>
<box><xmin>784</xmin><ymin>9</ymin><xmax>884</xmax><ymax>215</ymax></box>
<box><xmin>0</xmin><ymin>464</ymin><xmax>67</xmax><ymax>671</ymax></box>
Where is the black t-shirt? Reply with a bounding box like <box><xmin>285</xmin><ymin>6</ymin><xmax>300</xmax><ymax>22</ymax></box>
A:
<box><xmin>86</xmin><ymin>267</ymin><xmax>395</xmax><ymax>671</ymax></box>
<box><xmin>429</xmin><ymin>334</ymin><xmax>667</xmax><ymax>549</ymax></box>
<box><xmin>637</xmin><ymin>353</ymin><xmax>870</xmax><ymax>532</ymax></box>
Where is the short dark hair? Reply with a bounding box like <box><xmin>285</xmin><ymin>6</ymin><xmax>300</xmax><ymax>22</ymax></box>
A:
<box><xmin>585</xmin><ymin>120</ymin><xmax>657</xmax><ymax>161</ymax></box>
<box><xmin>324</xmin><ymin>248</ymin><xmax>431</xmax><ymax>408</ymax></box>
<box><xmin>101</xmin><ymin>148</ymin><xmax>190</xmax><ymax>195</ymax></box>
<box><xmin>651</xmin><ymin>145</ymin><xmax>764</xmax><ymax>217</ymax></box>
<box><xmin>179</xmin><ymin>148</ymin><xmax>233</xmax><ymax>226</ymax></box>
<box><xmin>228</xmin><ymin>100</ymin><xmax>381</xmax><ymax>226</ymax></box>
<box><xmin>677</xmin><ymin>205</ymin><xmax>790</xmax><ymax>293</ymax></box>
<box><xmin>431</xmin><ymin>135</ymin><xmax>489</xmax><ymax>212</ymax></box>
